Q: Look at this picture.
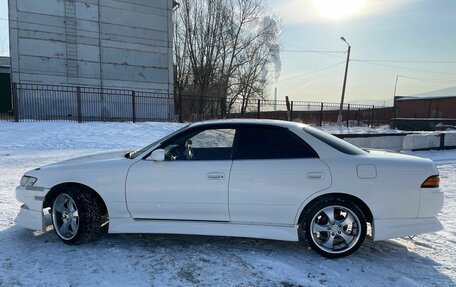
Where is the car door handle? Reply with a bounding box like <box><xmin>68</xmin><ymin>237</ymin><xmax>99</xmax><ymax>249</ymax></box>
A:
<box><xmin>206</xmin><ymin>172</ymin><xmax>225</xmax><ymax>180</ymax></box>
<box><xmin>306</xmin><ymin>172</ymin><xmax>323</xmax><ymax>179</ymax></box>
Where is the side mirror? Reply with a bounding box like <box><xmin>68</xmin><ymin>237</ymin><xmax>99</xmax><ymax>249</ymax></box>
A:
<box><xmin>149</xmin><ymin>149</ymin><xmax>165</xmax><ymax>161</ymax></box>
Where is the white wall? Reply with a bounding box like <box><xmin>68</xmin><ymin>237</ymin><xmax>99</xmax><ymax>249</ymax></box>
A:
<box><xmin>342</xmin><ymin>133</ymin><xmax>456</xmax><ymax>151</ymax></box>
<box><xmin>9</xmin><ymin>0</ymin><xmax>174</xmax><ymax>120</ymax></box>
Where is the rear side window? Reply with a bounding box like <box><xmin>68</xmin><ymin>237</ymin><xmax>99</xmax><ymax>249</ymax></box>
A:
<box><xmin>303</xmin><ymin>126</ymin><xmax>366</xmax><ymax>155</ymax></box>
<box><xmin>234</xmin><ymin>126</ymin><xmax>318</xmax><ymax>160</ymax></box>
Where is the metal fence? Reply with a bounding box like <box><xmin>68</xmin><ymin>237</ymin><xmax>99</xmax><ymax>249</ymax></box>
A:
<box><xmin>0</xmin><ymin>83</ymin><xmax>393</xmax><ymax>126</ymax></box>
<box><xmin>2</xmin><ymin>83</ymin><xmax>173</xmax><ymax>122</ymax></box>
<box><xmin>176</xmin><ymin>95</ymin><xmax>393</xmax><ymax>127</ymax></box>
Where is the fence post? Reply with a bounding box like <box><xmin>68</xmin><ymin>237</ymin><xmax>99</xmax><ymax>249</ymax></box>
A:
<box><xmin>366</xmin><ymin>108</ymin><xmax>370</xmax><ymax>127</ymax></box>
<box><xmin>346</xmin><ymin>104</ymin><xmax>350</xmax><ymax>127</ymax></box>
<box><xmin>132</xmin><ymin>90</ymin><xmax>136</xmax><ymax>123</ymax></box>
<box><xmin>257</xmin><ymin>99</ymin><xmax>261</xmax><ymax>119</ymax></box>
<box><xmin>440</xmin><ymin>133</ymin><xmax>445</xmax><ymax>149</ymax></box>
<box><xmin>358</xmin><ymin>108</ymin><xmax>361</xmax><ymax>126</ymax></box>
<box><xmin>178</xmin><ymin>95</ymin><xmax>183</xmax><ymax>123</ymax></box>
<box><xmin>285</xmin><ymin>96</ymin><xmax>291</xmax><ymax>121</ymax></box>
<box><xmin>371</xmin><ymin>105</ymin><xmax>375</xmax><ymax>127</ymax></box>
<box><xmin>220</xmin><ymin>97</ymin><xmax>226</xmax><ymax>119</ymax></box>
<box><xmin>319</xmin><ymin>102</ymin><xmax>323</xmax><ymax>126</ymax></box>
<box><xmin>12</xmin><ymin>83</ymin><xmax>19</xmax><ymax>122</ymax></box>
<box><xmin>290</xmin><ymin>101</ymin><xmax>294</xmax><ymax>121</ymax></box>
<box><xmin>76</xmin><ymin>87</ymin><xmax>82</xmax><ymax>123</ymax></box>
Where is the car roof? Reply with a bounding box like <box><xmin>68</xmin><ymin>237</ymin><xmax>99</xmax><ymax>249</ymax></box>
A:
<box><xmin>188</xmin><ymin>119</ymin><xmax>309</xmax><ymax>129</ymax></box>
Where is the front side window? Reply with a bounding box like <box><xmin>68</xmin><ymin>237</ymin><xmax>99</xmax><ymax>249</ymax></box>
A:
<box><xmin>234</xmin><ymin>126</ymin><xmax>318</xmax><ymax>160</ymax></box>
<box><xmin>161</xmin><ymin>128</ymin><xmax>236</xmax><ymax>161</ymax></box>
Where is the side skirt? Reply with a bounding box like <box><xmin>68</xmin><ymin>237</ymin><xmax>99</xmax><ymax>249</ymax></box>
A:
<box><xmin>108</xmin><ymin>218</ymin><xmax>299</xmax><ymax>242</ymax></box>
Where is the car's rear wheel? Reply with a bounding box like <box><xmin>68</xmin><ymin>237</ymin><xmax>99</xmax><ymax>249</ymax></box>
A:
<box><xmin>51</xmin><ymin>186</ymin><xmax>103</xmax><ymax>244</ymax></box>
<box><xmin>302</xmin><ymin>197</ymin><xmax>367</xmax><ymax>258</ymax></box>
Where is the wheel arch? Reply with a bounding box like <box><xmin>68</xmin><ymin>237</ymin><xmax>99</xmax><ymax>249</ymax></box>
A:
<box><xmin>297</xmin><ymin>192</ymin><xmax>373</xmax><ymax>225</ymax></box>
<box><xmin>44</xmin><ymin>182</ymin><xmax>108</xmax><ymax>216</ymax></box>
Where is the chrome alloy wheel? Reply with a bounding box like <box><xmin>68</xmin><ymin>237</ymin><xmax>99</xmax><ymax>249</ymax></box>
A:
<box><xmin>52</xmin><ymin>193</ymin><xmax>79</xmax><ymax>240</ymax></box>
<box><xmin>310</xmin><ymin>205</ymin><xmax>362</xmax><ymax>254</ymax></box>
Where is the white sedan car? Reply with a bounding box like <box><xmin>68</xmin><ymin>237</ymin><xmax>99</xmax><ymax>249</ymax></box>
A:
<box><xmin>15</xmin><ymin>119</ymin><xmax>443</xmax><ymax>258</ymax></box>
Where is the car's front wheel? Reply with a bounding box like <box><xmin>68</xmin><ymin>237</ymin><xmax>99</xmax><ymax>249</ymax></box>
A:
<box><xmin>51</xmin><ymin>186</ymin><xmax>103</xmax><ymax>244</ymax></box>
<box><xmin>302</xmin><ymin>197</ymin><xmax>367</xmax><ymax>258</ymax></box>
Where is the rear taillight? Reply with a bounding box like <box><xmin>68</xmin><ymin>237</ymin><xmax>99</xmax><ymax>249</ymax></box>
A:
<box><xmin>421</xmin><ymin>175</ymin><xmax>440</xmax><ymax>188</ymax></box>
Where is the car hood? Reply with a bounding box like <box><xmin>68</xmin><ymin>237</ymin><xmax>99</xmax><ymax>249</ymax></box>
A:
<box><xmin>42</xmin><ymin>150</ymin><xmax>130</xmax><ymax>168</ymax></box>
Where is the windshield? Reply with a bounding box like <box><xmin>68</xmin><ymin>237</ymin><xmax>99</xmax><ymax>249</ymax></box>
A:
<box><xmin>127</xmin><ymin>124</ymin><xmax>190</xmax><ymax>159</ymax></box>
<box><xmin>303</xmin><ymin>126</ymin><xmax>366</xmax><ymax>155</ymax></box>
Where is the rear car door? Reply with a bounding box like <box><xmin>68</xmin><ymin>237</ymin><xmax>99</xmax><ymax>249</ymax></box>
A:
<box><xmin>229</xmin><ymin>125</ymin><xmax>332</xmax><ymax>225</ymax></box>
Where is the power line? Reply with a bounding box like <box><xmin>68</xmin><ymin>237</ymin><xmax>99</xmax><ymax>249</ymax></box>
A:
<box><xmin>281</xmin><ymin>49</ymin><xmax>345</xmax><ymax>53</ymax></box>
<box><xmin>353</xmin><ymin>59</ymin><xmax>456</xmax><ymax>64</ymax></box>
<box><xmin>353</xmin><ymin>60</ymin><xmax>456</xmax><ymax>76</ymax></box>
<box><xmin>280</xmin><ymin>42</ymin><xmax>456</xmax><ymax>74</ymax></box>
<box><xmin>398</xmin><ymin>75</ymin><xmax>456</xmax><ymax>84</ymax></box>
<box><xmin>3</xmin><ymin>16</ymin><xmax>456</xmax><ymax>77</ymax></box>
<box><xmin>280</xmin><ymin>42</ymin><xmax>346</xmax><ymax>59</ymax></box>
<box><xmin>278</xmin><ymin>61</ymin><xmax>345</xmax><ymax>82</ymax></box>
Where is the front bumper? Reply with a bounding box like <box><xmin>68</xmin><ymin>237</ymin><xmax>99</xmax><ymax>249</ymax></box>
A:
<box><xmin>15</xmin><ymin>185</ymin><xmax>51</xmax><ymax>232</ymax></box>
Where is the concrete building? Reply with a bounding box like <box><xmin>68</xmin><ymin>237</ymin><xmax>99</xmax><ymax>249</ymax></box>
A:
<box><xmin>8</xmin><ymin>0</ymin><xmax>176</xmax><ymax>121</ymax></box>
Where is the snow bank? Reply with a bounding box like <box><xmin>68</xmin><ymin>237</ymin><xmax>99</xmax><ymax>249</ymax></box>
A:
<box><xmin>319</xmin><ymin>124</ymin><xmax>456</xmax><ymax>151</ymax></box>
<box><xmin>344</xmin><ymin>136</ymin><xmax>404</xmax><ymax>150</ymax></box>
<box><xmin>402</xmin><ymin>134</ymin><xmax>441</xmax><ymax>150</ymax></box>
<box><xmin>445</xmin><ymin>133</ymin><xmax>456</xmax><ymax>147</ymax></box>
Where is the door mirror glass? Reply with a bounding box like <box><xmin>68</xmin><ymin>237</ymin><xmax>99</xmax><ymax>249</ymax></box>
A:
<box><xmin>149</xmin><ymin>149</ymin><xmax>165</xmax><ymax>161</ymax></box>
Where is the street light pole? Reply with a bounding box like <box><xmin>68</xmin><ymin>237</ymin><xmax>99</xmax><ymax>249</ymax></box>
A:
<box><xmin>337</xmin><ymin>37</ymin><xmax>351</xmax><ymax>123</ymax></box>
<box><xmin>393</xmin><ymin>74</ymin><xmax>399</xmax><ymax>98</ymax></box>
<box><xmin>393</xmin><ymin>74</ymin><xmax>400</xmax><ymax>119</ymax></box>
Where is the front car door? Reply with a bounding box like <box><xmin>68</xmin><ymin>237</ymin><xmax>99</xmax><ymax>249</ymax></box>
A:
<box><xmin>229</xmin><ymin>125</ymin><xmax>332</xmax><ymax>225</ymax></box>
<box><xmin>126</xmin><ymin>126</ymin><xmax>237</xmax><ymax>221</ymax></box>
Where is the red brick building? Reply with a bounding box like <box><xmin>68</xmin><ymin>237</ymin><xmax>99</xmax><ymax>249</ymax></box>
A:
<box><xmin>395</xmin><ymin>87</ymin><xmax>456</xmax><ymax>119</ymax></box>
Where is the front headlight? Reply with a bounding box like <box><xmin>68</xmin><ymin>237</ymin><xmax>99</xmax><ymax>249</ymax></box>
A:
<box><xmin>20</xmin><ymin>176</ymin><xmax>37</xmax><ymax>187</ymax></box>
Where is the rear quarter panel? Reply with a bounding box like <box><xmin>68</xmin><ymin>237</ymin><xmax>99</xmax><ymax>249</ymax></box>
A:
<box><xmin>319</xmin><ymin>152</ymin><xmax>438</xmax><ymax>219</ymax></box>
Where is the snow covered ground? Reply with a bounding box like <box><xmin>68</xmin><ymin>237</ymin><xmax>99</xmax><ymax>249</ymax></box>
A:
<box><xmin>0</xmin><ymin>121</ymin><xmax>455</xmax><ymax>287</ymax></box>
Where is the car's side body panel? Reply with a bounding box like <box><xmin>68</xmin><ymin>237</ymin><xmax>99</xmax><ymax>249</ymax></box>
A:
<box><xmin>126</xmin><ymin>159</ymin><xmax>232</xmax><ymax>221</ymax></box>
<box><xmin>229</xmin><ymin>158</ymin><xmax>331</xmax><ymax>225</ymax></box>
<box><xmin>109</xmin><ymin>218</ymin><xmax>299</xmax><ymax>241</ymax></box>
<box><xmin>21</xmin><ymin>152</ymin><xmax>134</xmax><ymax>220</ymax></box>
<box><xmin>316</xmin><ymin>155</ymin><xmax>437</xmax><ymax>220</ymax></box>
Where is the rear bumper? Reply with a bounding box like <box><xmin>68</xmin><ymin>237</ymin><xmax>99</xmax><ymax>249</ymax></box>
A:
<box><xmin>419</xmin><ymin>187</ymin><xmax>444</xmax><ymax>217</ymax></box>
<box><xmin>373</xmin><ymin>217</ymin><xmax>443</xmax><ymax>241</ymax></box>
<box><xmin>15</xmin><ymin>186</ymin><xmax>50</xmax><ymax>232</ymax></box>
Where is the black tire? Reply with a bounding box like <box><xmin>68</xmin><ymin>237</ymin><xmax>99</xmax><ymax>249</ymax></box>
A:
<box><xmin>51</xmin><ymin>186</ymin><xmax>103</xmax><ymax>244</ymax></box>
<box><xmin>301</xmin><ymin>196</ymin><xmax>367</xmax><ymax>258</ymax></box>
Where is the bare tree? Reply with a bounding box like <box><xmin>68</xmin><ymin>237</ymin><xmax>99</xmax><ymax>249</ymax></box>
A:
<box><xmin>174</xmin><ymin>0</ymin><xmax>281</xmax><ymax>118</ymax></box>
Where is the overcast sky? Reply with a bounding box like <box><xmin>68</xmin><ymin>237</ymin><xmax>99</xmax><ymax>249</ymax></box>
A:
<box><xmin>1</xmin><ymin>0</ymin><xmax>455</xmax><ymax>105</ymax></box>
